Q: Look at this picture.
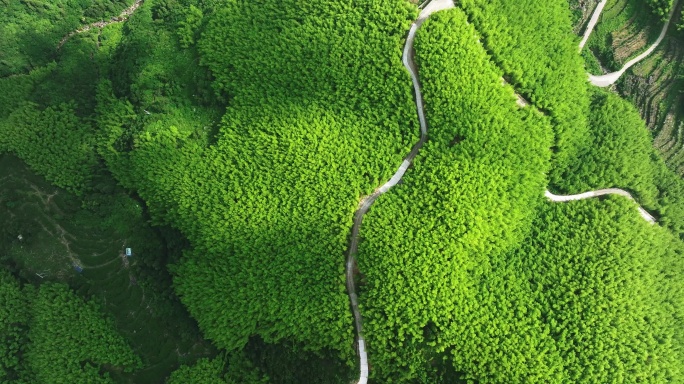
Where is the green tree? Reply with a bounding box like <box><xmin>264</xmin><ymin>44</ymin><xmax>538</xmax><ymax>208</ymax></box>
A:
<box><xmin>0</xmin><ymin>270</ymin><xmax>30</xmax><ymax>381</ymax></box>
<box><xmin>459</xmin><ymin>0</ymin><xmax>590</xmax><ymax>184</ymax></box>
<box><xmin>0</xmin><ymin>102</ymin><xmax>97</xmax><ymax>194</ymax></box>
<box><xmin>25</xmin><ymin>283</ymin><xmax>142</xmax><ymax>383</ymax></box>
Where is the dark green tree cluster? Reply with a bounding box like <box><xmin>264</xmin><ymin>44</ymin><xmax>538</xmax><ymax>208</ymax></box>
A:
<box><xmin>94</xmin><ymin>0</ymin><xmax>223</xmax><ymax>176</ymax></box>
<box><xmin>4</xmin><ymin>10</ymin><xmax>128</xmax><ymax>116</ymax></box>
<box><xmin>26</xmin><ymin>283</ymin><xmax>142</xmax><ymax>383</ymax></box>
<box><xmin>0</xmin><ymin>152</ymin><xmax>219</xmax><ymax>384</ymax></box>
<box><xmin>167</xmin><ymin>357</ymin><xmax>227</xmax><ymax>384</ymax></box>
<box><xmin>0</xmin><ymin>270</ymin><xmax>141</xmax><ymax>383</ymax></box>
<box><xmin>459</xmin><ymin>0</ymin><xmax>590</xmax><ymax>184</ymax></box>
<box><xmin>98</xmin><ymin>0</ymin><xmax>421</xmax><ymax>365</ymax></box>
<box><xmin>356</xmin><ymin>9</ymin><xmax>553</xmax><ymax>381</ymax></box>
<box><xmin>167</xmin><ymin>352</ymin><xmax>268</xmax><ymax>384</ymax></box>
<box><xmin>0</xmin><ymin>102</ymin><xmax>97</xmax><ymax>194</ymax></box>
<box><xmin>646</xmin><ymin>0</ymin><xmax>675</xmax><ymax>18</ymax></box>
<box><xmin>0</xmin><ymin>270</ymin><xmax>30</xmax><ymax>381</ymax></box>
<box><xmin>0</xmin><ymin>5</ymin><xmax>125</xmax><ymax>196</ymax></box>
<box><xmin>0</xmin><ymin>0</ymin><xmax>134</xmax><ymax>77</ymax></box>
<box><xmin>0</xmin><ymin>65</ymin><xmax>52</xmax><ymax>119</ymax></box>
<box><xmin>240</xmin><ymin>336</ymin><xmax>356</xmax><ymax>384</ymax></box>
<box><xmin>108</xmin><ymin>1</ymin><xmax>218</xmax><ymax>111</ymax></box>
<box><xmin>176</xmin><ymin>5</ymin><xmax>204</xmax><ymax>48</ymax></box>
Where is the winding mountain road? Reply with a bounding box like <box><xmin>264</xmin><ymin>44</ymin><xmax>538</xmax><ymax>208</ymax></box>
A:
<box><xmin>579</xmin><ymin>0</ymin><xmax>608</xmax><ymax>51</ymax></box>
<box><xmin>545</xmin><ymin>190</ymin><xmax>656</xmax><ymax>223</ymax></box>
<box><xmin>57</xmin><ymin>0</ymin><xmax>143</xmax><ymax>49</ymax></box>
<box><xmin>345</xmin><ymin>1</ymin><xmax>455</xmax><ymax>383</ymax></box>
<box><xmin>346</xmin><ymin>1</ymin><xmax>662</xmax><ymax>381</ymax></box>
<box><xmin>588</xmin><ymin>0</ymin><xmax>679</xmax><ymax>87</ymax></box>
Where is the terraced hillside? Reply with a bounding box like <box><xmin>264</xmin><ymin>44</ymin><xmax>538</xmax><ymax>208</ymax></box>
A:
<box><xmin>625</xmin><ymin>35</ymin><xmax>684</xmax><ymax>174</ymax></box>
<box><xmin>0</xmin><ymin>155</ymin><xmax>214</xmax><ymax>383</ymax></box>
<box><xmin>579</xmin><ymin>0</ymin><xmax>684</xmax><ymax>176</ymax></box>
<box><xmin>583</xmin><ymin>0</ymin><xmax>661</xmax><ymax>70</ymax></box>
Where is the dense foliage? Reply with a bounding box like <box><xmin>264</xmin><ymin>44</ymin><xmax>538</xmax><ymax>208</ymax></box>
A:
<box><xmin>2</xmin><ymin>0</ymin><xmax>684</xmax><ymax>382</ymax></box>
<box><xmin>560</xmin><ymin>90</ymin><xmax>660</xmax><ymax>206</ymax></box>
<box><xmin>0</xmin><ymin>0</ymin><xmax>134</xmax><ymax>77</ymax></box>
<box><xmin>363</xmin><ymin>195</ymin><xmax>684</xmax><ymax>382</ymax></box>
<box><xmin>356</xmin><ymin>8</ymin><xmax>684</xmax><ymax>382</ymax></box>
<box><xmin>167</xmin><ymin>358</ymin><xmax>227</xmax><ymax>384</ymax></box>
<box><xmin>557</xmin><ymin>90</ymin><xmax>684</xmax><ymax>239</ymax></box>
<box><xmin>240</xmin><ymin>337</ymin><xmax>356</xmax><ymax>384</ymax></box>
<box><xmin>646</xmin><ymin>0</ymin><xmax>675</xmax><ymax>18</ymax></box>
<box><xmin>653</xmin><ymin>161</ymin><xmax>684</xmax><ymax>236</ymax></box>
<box><xmin>0</xmin><ymin>6</ymin><xmax>123</xmax><ymax>194</ymax></box>
<box><xmin>0</xmin><ymin>270</ymin><xmax>29</xmax><ymax>381</ymax></box>
<box><xmin>98</xmin><ymin>0</ymin><xmax>419</xmax><ymax>364</ymax></box>
<box><xmin>0</xmin><ymin>153</ymin><xmax>216</xmax><ymax>384</ymax></box>
<box><xmin>0</xmin><ymin>4</ymin><xmax>217</xmax><ymax>380</ymax></box>
<box><xmin>167</xmin><ymin>353</ymin><xmax>268</xmax><ymax>384</ymax></box>
<box><xmin>0</xmin><ymin>102</ymin><xmax>96</xmax><ymax>193</ymax></box>
<box><xmin>0</xmin><ymin>270</ymin><xmax>141</xmax><ymax>383</ymax></box>
<box><xmin>459</xmin><ymin>0</ymin><xmax>590</xmax><ymax>184</ymax></box>
<box><xmin>499</xmin><ymin>198</ymin><xmax>684</xmax><ymax>382</ymax></box>
<box><xmin>26</xmin><ymin>283</ymin><xmax>142</xmax><ymax>383</ymax></box>
<box><xmin>357</xmin><ymin>9</ymin><xmax>553</xmax><ymax>380</ymax></box>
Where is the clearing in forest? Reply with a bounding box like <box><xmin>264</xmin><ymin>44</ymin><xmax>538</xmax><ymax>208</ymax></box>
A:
<box><xmin>0</xmin><ymin>155</ymin><xmax>214</xmax><ymax>383</ymax></box>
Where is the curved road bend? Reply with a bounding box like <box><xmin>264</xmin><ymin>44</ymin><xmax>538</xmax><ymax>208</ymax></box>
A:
<box><xmin>58</xmin><ymin>0</ymin><xmax>144</xmax><ymax>49</ymax></box>
<box><xmin>589</xmin><ymin>0</ymin><xmax>679</xmax><ymax>87</ymax></box>
<box><xmin>545</xmin><ymin>189</ymin><xmax>656</xmax><ymax>223</ymax></box>
<box><xmin>345</xmin><ymin>1</ymin><xmax>455</xmax><ymax>383</ymax></box>
<box><xmin>579</xmin><ymin>0</ymin><xmax>608</xmax><ymax>51</ymax></box>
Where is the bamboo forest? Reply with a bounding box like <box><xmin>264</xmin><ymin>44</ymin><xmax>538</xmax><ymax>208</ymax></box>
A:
<box><xmin>1</xmin><ymin>0</ymin><xmax>683</xmax><ymax>382</ymax></box>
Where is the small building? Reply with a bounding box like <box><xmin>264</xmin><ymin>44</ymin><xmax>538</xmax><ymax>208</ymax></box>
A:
<box><xmin>125</xmin><ymin>248</ymin><xmax>133</xmax><ymax>257</ymax></box>
<box><xmin>73</xmin><ymin>264</ymin><xmax>83</xmax><ymax>273</ymax></box>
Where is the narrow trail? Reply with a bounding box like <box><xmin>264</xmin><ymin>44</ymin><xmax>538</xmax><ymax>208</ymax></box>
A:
<box><xmin>588</xmin><ymin>0</ymin><xmax>679</xmax><ymax>87</ymax></box>
<box><xmin>545</xmin><ymin>189</ymin><xmax>656</xmax><ymax>223</ymax></box>
<box><xmin>344</xmin><ymin>1</ymin><xmax>455</xmax><ymax>383</ymax></box>
<box><xmin>579</xmin><ymin>0</ymin><xmax>608</xmax><ymax>51</ymax></box>
<box><xmin>57</xmin><ymin>0</ymin><xmax>143</xmax><ymax>49</ymax></box>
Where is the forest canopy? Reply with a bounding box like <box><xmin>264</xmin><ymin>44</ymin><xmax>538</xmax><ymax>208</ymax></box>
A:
<box><xmin>100</xmin><ymin>0</ymin><xmax>421</xmax><ymax>365</ymax></box>
<box><xmin>357</xmin><ymin>8</ymin><xmax>553</xmax><ymax>381</ymax></box>
<box><xmin>1</xmin><ymin>0</ymin><xmax>683</xmax><ymax>382</ymax></box>
<box><xmin>557</xmin><ymin>89</ymin><xmax>684</xmax><ymax>239</ymax></box>
<box><xmin>0</xmin><ymin>270</ymin><xmax>141</xmax><ymax>383</ymax></box>
<box><xmin>459</xmin><ymin>0</ymin><xmax>590</xmax><ymax>185</ymax></box>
